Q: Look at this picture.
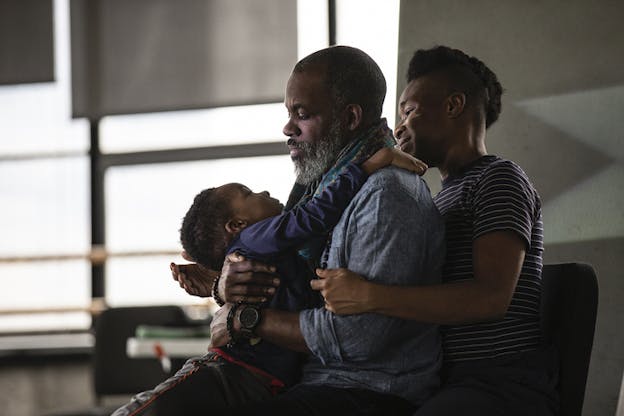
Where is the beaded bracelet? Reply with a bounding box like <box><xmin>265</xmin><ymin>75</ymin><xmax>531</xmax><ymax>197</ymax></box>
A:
<box><xmin>225</xmin><ymin>303</ymin><xmax>240</xmax><ymax>348</ymax></box>
<box><xmin>211</xmin><ymin>275</ymin><xmax>225</xmax><ymax>306</ymax></box>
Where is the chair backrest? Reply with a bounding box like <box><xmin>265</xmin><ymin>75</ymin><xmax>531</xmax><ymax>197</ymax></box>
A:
<box><xmin>541</xmin><ymin>263</ymin><xmax>598</xmax><ymax>416</ymax></box>
<box><xmin>93</xmin><ymin>305</ymin><xmax>188</xmax><ymax>397</ymax></box>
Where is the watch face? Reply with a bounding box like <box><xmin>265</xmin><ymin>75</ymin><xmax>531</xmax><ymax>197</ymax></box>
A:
<box><xmin>239</xmin><ymin>306</ymin><xmax>260</xmax><ymax>329</ymax></box>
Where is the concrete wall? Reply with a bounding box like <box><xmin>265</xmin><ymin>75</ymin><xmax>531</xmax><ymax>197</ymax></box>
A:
<box><xmin>0</xmin><ymin>357</ymin><xmax>93</xmax><ymax>416</ymax></box>
<box><xmin>0</xmin><ymin>356</ymin><xmax>131</xmax><ymax>416</ymax></box>
<box><xmin>397</xmin><ymin>1</ymin><xmax>624</xmax><ymax>415</ymax></box>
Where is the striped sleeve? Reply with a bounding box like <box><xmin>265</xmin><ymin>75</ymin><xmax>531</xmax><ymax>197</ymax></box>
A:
<box><xmin>472</xmin><ymin>161</ymin><xmax>537</xmax><ymax>246</ymax></box>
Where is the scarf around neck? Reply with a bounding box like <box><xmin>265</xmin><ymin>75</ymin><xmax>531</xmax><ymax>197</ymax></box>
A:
<box><xmin>292</xmin><ymin>118</ymin><xmax>396</xmax><ymax>267</ymax></box>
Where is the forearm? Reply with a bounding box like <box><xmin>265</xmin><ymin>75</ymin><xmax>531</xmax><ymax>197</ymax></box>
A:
<box><xmin>325</xmin><ymin>232</ymin><xmax>525</xmax><ymax>325</ymax></box>
<box><xmin>239</xmin><ymin>164</ymin><xmax>366</xmax><ymax>256</ymax></box>
<box><xmin>255</xmin><ymin>309</ymin><xmax>310</xmax><ymax>353</ymax></box>
<box><xmin>368</xmin><ymin>279</ymin><xmax>511</xmax><ymax>324</ymax></box>
<box><xmin>250</xmin><ymin>307</ymin><xmax>393</xmax><ymax>361</ymax></box>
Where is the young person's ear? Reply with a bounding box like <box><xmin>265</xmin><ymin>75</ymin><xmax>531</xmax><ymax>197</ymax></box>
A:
<box><xmin>344</xmin><ymin>104</ymin><xmax>363</xmax><ymax>131</ymax></box>
<box><xmin>446</xmin><ymin>92</ymin><xmax>466</xmax><ymax>119</ymax></box>
<box><xmin>225</xmin><ymin>218</ymin><xmax>248</xmax><ymax>235</ymax></box>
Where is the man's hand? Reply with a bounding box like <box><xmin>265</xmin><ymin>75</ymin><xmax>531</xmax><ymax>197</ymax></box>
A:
<box><xmin>361</xmin><ymin>147</ymin><xmax>427</xmax><ymax>176</ymax></box>
<box><xmin>312</xmin><ymin>268</ymin><xmax>375</xmax><ymax>315</ymax></box>
<box><xmin>170</xmin><ymin>251</ymin><xmax>219</xmax><ymax>297</ymax></box>
<box><xmin>209</xmin><ymin>304</ymin><xmax>233</xmax><ymax>348</ymax></box>
<box><xmin>218</xmin><ymin>252</ymin><xmax>280</xmax><ymax>304</ymax></box>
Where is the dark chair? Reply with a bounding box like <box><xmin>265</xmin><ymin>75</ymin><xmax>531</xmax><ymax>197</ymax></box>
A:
<box><xmin>541</xmin><ymin>263</ymin><xmax>599</xmax><ymax>416</ymax></box>
<box><xmin>47</xmin><ymin>305</ymin><xmax>189</xmax><ymax>416</ymax></box>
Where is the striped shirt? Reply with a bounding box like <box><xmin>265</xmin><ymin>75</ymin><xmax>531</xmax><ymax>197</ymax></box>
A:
<box><xmin>434</xmin><ymin>155</ymin><xmax>543</xmax><ymax>362</ymax></box>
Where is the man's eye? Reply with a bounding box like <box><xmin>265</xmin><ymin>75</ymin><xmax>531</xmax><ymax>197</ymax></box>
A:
<box><xmin>297</xmin><ymin>112</ymin><xmax>309</xmax><ymax>120</ymax></box>
<box><xmin>404</xmin><ymin>108</ymin><xmax>414</xmax><ymax>116</ymax></box>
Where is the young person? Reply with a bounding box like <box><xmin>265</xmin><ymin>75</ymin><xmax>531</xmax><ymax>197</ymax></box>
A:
<box><xmin>210</xmin><ymin>46</ymin><xmax>446</xmax><ymax>415</ymax></box>
<box><xmin>311</xmin><ymin>46</ymin><xmax>558</xmax><ymax>415</ymax></box>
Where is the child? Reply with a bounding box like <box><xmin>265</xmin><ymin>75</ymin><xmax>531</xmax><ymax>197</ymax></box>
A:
<box><xmin>178</xmin><ymin>147</ymin><xmax>425</xmax><ymax>388</ymax></box>
<box><xmin>112</xmin><ymin>147</ymin><xmax>425</xmax><ymax>416</ymax></box>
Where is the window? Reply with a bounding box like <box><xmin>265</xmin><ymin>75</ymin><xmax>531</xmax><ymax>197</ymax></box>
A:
<box><xmin>0</xmin><ymin>0</ymin><xmax>400</xmax><ymax>333</ymax></box>
<box><xmin>104</xmin><ymin>156</ymin><xmax>294</xmax><ymax>306</ymax></box>
<box><xmin>0</xmin><ymin>0</ymin><xmax>91</xmax><ymax>333</ymax></box>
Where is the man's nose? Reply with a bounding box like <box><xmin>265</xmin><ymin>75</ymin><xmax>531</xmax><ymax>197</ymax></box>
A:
<box><xmin>261</xmin><ymin>191</ymin><xmax>270</xmax><ymax>197</ymax></box>
<box><xmin>283</xmin><ymin>118</ymin><xmax>300</xmax><ymax>138</ymax></box>
<box><xmin>394</xmin><ymin>122</ymin><xmax>406</xmax><ymax>140</ymax></box>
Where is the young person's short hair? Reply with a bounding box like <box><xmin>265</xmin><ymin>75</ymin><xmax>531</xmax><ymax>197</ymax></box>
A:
<box><xmin>407</xmin><ymin>45</ymin><xmax>503</xmax><ymax>128</ymax></box>
<box><xmin>180</xmin><ymin>188</ymin><xmax>231</xmax><ymax>271</ymax></box>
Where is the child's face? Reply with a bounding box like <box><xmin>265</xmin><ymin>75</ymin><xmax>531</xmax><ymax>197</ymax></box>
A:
<box><xmin>217</xmin><ymin>183</ymin><xmax>283</xmax><ymax>225</ymax></box>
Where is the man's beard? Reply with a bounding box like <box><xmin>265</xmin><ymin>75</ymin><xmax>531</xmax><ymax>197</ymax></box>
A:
<box><xmin>292</xmin><ymin>117</ymin><xmax>349</xmax><ymax>185</ymax></box>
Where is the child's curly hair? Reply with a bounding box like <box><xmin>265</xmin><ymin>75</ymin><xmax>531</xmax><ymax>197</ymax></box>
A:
<box><xmin>180</xmin><ymin>188</ymin><xmax>232</xmax><ymax>270</ymax></box>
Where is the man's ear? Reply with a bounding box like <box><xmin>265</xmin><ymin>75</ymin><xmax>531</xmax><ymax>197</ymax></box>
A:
<box><xmin>344</xmin><ymin>104</ymin><xmax>363</xmax><ymax>131</ymax></box>
<box><xmin>446</xmin><ymin>92</ymin><xmax>466</xmax><ymax>119</ymax></box>
<box><xmin>225</xmin><ymin>218</ymin><xmax>248</xmax><ymax>235</ymax></box>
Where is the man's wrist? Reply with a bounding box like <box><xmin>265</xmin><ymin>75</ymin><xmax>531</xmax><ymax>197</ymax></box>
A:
<box><xmin>364</xmin><ymin>280</ymin><xmax>381</xmax><ymax>313</ymax></box>
<box><xmin>226</xmin><ymin>303</ymin><xmax>241</xmax><ymax>347</ymax></box>
<box><xmin>211</xmin><ymin>275</ymin><xmax>225</xmax><ymax>306</ymax></box>
<box><xmin>232</xmin><ymin>305</ymin><xmax>242</xmax><ymax>333</ymax></box>
<box><xmin>237</xmin><ymin>304</ymin><xmax>262</xmax><ymax>338</ymax></box>
<box><xmin>217</xmin><ymin>275</ymin><xmax>227</xmax><ymax>303</ymax></box>
<box><xmin>226</xmin><ymin>305</ymin><xmax>262</xmax><ymax>335</ymax></box>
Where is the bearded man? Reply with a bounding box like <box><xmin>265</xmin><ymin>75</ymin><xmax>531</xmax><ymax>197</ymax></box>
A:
<box><xmin>209</xmin><ymin>46</ymin><xmax>445</xmax><ymax>415</ymax></box>
<box><xmin>122</xmin><ymin>46</ymin><xmax>445</xmax><ymax>416</ymax></box>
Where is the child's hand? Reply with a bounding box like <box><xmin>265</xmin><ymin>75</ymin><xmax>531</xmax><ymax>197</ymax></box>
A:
<box><xmin>361</xmin><ymin>147</ymin><xmax>427</xmax><ymax>175</ymax></box>
<box><xmin>170</xmin><ymin>252</ymin><xmax>219</xmax><ymax>297</ymax></box>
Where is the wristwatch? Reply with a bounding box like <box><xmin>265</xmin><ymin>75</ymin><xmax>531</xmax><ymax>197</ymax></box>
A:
<box><xmin>237</xmin><ymin>304</ymin><xmax>262</xmax><ymax>338</ymax></box>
